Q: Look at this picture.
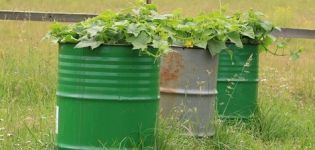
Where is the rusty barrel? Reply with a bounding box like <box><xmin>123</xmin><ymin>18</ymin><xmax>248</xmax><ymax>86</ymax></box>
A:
<box><xmin>160</xmin><ymin>47</ymin><xmax>218</xmax><ymax>137</ymax></box>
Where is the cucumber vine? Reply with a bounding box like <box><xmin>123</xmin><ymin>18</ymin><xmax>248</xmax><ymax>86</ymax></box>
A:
<box><xmin>47</xmin><ymin>1</ymin><xmax>278</xmax><ymax>58</ymax></box>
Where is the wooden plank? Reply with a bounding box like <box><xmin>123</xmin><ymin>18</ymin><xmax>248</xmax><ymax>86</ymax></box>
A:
<box><xmin>1</xmin><ymin>10</ymin><xmax>315</xmax><ymax>39</ymax></box>
<box><xmin>271</xmin><ymin>28</ymin><xmax>315</xmax><ymax>39</ymax></box>
<box><xmin>0</xmin><ymin>10</ymin><xmax>96</xmax><ymax>22</ymax></box>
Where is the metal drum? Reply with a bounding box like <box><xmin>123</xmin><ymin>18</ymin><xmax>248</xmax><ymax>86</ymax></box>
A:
<box><xmin>160</xmin><ymin>47</ymin><xmax>218</xmax><ymax>137</ymax></box>
<box><xmin>56</xmin><ymin>44</ymin><xmax>160</xmax><ymax>149</ymax></box>
<box><xmin>217</xmin><ymin>44</ymin><xmax>259</xmax><ymax>119</ymax></box>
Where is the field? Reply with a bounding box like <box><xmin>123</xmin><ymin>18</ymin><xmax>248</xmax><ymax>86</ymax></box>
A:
<box><xmin>0</xmin><ymin>0</ymin><xmax>314</xmax><ymax>149</ymax></box>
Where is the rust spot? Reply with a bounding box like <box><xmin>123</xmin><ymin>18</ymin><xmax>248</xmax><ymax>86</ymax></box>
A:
<box><xmin>160</xmin><ymin>52</ymin><xmax>184</xmax><ymax>85</ymax></box>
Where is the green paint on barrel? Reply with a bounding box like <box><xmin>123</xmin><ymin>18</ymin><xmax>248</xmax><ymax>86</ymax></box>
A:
<box><xmin>56</xmin><ymin>44</ymin><xmax>160</xmax><ymax>149</ymax></box>
<box><xmin>217</xmin><ymin>44</ymin><xmax>259</xmax><ymax>119</ymax></box>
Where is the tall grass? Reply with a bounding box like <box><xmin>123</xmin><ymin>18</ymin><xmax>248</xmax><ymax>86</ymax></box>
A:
<box><xmin>156</xmin><ymin>95</ymin><xmax>315</xmax><ymax>150</ymax></box>
<box><xmin>0</xmin><ymin>0</ymin><xmax>314</xmax><ymax>149</ymax></box>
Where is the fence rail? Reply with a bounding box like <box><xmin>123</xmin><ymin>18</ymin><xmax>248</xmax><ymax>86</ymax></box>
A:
<box><xmin>1</xmin><ymin>10</ymin><xmax>315</xmax><ymax>39</ymax></box>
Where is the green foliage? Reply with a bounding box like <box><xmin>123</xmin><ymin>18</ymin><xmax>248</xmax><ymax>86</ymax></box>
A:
<box><xmin>290</xmin><ymin>48</ymin><xmax>303</xmax><ymax>60</ymax></box>
<box><xmin>47</xmin><ymin>2</ymin><xmax>174</xmax><ymax>58</ymax></box>
<box><xmin>167</xmin><ymin>9</ymin><xmax>277</xmax><ymax>55</ymax></box>
<box><xmin>47</xmin><ymin>2</ymin><xmax>278</xmax><ymax>57</ymax></box>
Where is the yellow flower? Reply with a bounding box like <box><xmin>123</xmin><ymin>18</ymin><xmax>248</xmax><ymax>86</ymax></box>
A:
<box><xmin>184</xmin><ymin>40</ymin><xmax>194</xmax><ymax>48</ymax></box>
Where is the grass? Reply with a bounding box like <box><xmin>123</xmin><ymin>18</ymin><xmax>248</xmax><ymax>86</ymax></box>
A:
<box><xmin>0</xmin><ymin>0</ymin><xmax>314</xmax><ymax>149</ymax></box>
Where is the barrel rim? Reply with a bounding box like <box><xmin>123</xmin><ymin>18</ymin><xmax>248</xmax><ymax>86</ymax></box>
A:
<box><xmin>56</xmin><ymin>92</ymin><xmax>160</xmax><ymax>101</ymax></box>
<box><xmin>56</xmin><ymin>143</ymin><xmax>130</xmax><ymax>150</ymax></box>
<box><xmin>59</xmin><ymin>43</ymin><xmax>133</xmax><ymax>47</ymax></box>
<box><xmin>171</xmin><ymin>43</ymin><xmax>259</xmax><ymax>50</ymax></box>
<box><xmin>59</xmin><ymin>42</ymin><xmax>259</xmax><ymax>51</ymax></box>
<box><xmin>217</xmin><ymin>79</ymin><xmax>259</xmax><ymax>82</ymax></box>
<box><xmin>160</xmin><ymin>87</ymin><xmax>217</xmax><ymax>95</ymax></box>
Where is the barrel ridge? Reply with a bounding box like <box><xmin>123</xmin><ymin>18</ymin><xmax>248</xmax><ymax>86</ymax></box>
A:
<box><xmin>57</xmin><ymin>44</ymin><xmax>160</xmax><ymax>101</ymax></box>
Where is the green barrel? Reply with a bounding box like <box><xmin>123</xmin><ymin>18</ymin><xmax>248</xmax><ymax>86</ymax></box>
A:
<box><xmin>217</xmin><ymin>44</ymin><xmax>259</xmax><ymax>119</ymax></box>
<box><xmin>56</xmin><ymin>44</ymin><xmax>160</xmax><ymax>149</ymax></box>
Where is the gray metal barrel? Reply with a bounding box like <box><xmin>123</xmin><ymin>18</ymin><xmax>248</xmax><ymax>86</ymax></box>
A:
<box><xmin>160</xmin><ymin>47</ymin><xmax>218</xmax><ymax>137</ymax></box>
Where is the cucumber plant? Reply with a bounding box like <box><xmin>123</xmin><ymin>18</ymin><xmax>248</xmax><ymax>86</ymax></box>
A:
<box><xmin>47</xmin><ymin>1</ymin><xmax>282</xmax><ymax>57</ymax></box>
